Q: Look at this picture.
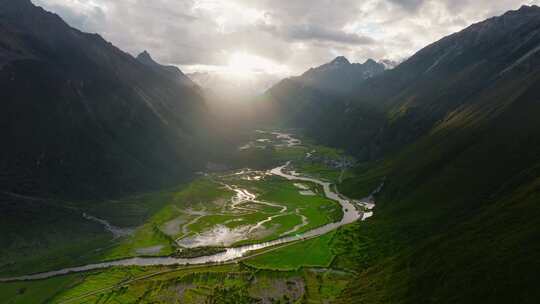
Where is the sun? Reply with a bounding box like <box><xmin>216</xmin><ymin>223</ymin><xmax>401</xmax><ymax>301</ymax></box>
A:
<box><xmin>225</xmin><ymin>51</ymin><xmax>289</xmax><ymax>78</ymax></box>
<box><xmin>227</xmin><ymin>52</ymin><xmax>259</xmax><ymax>75</ymax></box>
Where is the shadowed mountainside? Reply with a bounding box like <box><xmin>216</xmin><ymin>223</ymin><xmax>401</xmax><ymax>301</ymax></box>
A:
<box><xmin>256</xmin><ymin>56</ymin><xmax>387</xmax><ymax>141</ymax></box>
<box><xmin>0</xmin><ymin>0</ymin><xmax>213</xmax><ymax>199</ymax></box>
<box><xmin>261</xmin><ymin>5</ymin><xmax>540</xmax><ymax>303</ymax></box>
<box><xmin>263</xmin><ymin>5</ymin><xmax>540</xmax><ymax>161</ymax></box>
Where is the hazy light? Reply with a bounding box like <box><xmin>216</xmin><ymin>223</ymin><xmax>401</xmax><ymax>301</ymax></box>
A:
<box><xmin>227</xmin><ymin>52</ymin><xmax>280</xmax><ymax>75</ymax></box>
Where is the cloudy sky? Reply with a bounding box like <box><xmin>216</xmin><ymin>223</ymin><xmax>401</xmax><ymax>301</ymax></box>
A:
<box><xmin>33</xmin><ymin>0</ymin><xmax>540</xmax><ymax>77</ymax></box>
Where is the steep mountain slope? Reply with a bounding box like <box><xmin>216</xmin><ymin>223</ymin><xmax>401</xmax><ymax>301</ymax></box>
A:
<box><xmin>332</xmin><ymin>4</ymin><xmax>540</xmax><ymax>158</ymax></box>
<box><xmin>334</xmin><ymin>68</ymin><xmax>540</xmax><ymax>302</ymax></box>
<box><xmin>0</xmin><ymin>0</ymin><xmax>210</xmax><ymax>199</ymax></box>
<box><xmin>315</xmin><ymin>5</ymin><xmax>540</xmax><ymax>303</ymax></box>
<box><xmin>254</xmin><ymin>4</ymin><xmax>540</xmax><ymax>303</ymax></box>
<box><xmin>264</xmin><ymin>5</ymin><xmax>540</xmax><ymax>162</ymax></box>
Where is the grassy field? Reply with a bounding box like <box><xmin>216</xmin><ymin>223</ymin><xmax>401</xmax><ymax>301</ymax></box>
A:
<box><xmin>243</xmin><ymin>231</ymin><xmax>337</xmax><ymax>271</ymax></box>
<box><xmin>0</xmin><ymin>130</ymin><xmax>364</xmax><ymax>303</ymax></box>
<box><xmin>0</xmin><ymin>261</ymin><xmax>353</xmax><ymax>304</ymax></box>
<box><xmin>97</xmin><ymin>179</ymin><xmax>232</xmax><ymax>258</ymax></box>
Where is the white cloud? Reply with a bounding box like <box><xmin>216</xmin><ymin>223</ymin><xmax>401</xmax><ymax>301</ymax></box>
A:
<box><xmin>31</xmin><ymin>0</ymin><xmax>540</xmax><ymax>76</ymax></box>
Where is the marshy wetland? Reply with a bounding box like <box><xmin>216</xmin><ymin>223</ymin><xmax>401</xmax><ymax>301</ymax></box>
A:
<box><xmin>0</xmin><ymin>130</ymin><xmax>376</xmax><ymax>303</ymax></box>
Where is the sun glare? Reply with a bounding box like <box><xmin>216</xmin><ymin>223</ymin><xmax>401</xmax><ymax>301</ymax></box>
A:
<box><xmin>226</xmin><ymin>51</ymin><xmax>289</xmax><ymax>78</ymax></box>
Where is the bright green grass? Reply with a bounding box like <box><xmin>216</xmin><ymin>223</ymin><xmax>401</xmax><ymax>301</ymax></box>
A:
<box><xmin>174</xmin><ymin>174</ymin><xmax>341</xmax><ymax>247</ymax></box>
<box><xmin>243</xmin><ymin>231</ymin><xmax>336</xmax><ymax>271</ymax></box>
<box><xmin>102</xmin><ymin>178</ymin><xmax>234</xmax><ymax>259</ymax></box>
<box><xmin>0</xmin><ymin>261</ymin><xmax>351</xmax><ymax>304</ymax></box>
<box><xmin>34</xmin><ymin>262</ymin><xmax>347</xmax><ymax>304</ymax></box>
<box><xmin>50</xmin><ymin>265</ymin><xmax>249</xmax><ymax>304</ymax></box>
<box><xmin>103</xmin><ymin>223</ymin><xmax>176</xmax><ymax>259</ymax></box>
<box><xmin>94</xmin><ymin>168</ymin><xmax>341</xmax><ymax>260</ymax></box>
<box><xmin>229</xmin><ymin>176</ymin><xmax>342</xmax><ymax>246</ymax></box>
<box><xmin>238</xmin><ymin>202</ymin><xmax>283</xmax><ymax>214</ymax></box>
<box><xmin>257</xmin><ymin>178</ymin><xmax>342</xmax><ymax>229</ymax></box>
<box><xmin>262</xmin><ymin>213</ymin><xmax>302</xmax><ymax>233</ymax></box>
<box><xmin>185</xmin><ymin>212</ymin><xmax>267</xmax><ymax>234</ymax></box>
<box><xmin>231</xmin><ymin>213</ymin><xmax>304</xmax><ymax>247</ymax></box>
<box><xmin>297</xmin><ymin>163</ymin><xmax>344</xmax><ymax>182</ymax></box>
<box><xmin>51</xmin><ymin>267</ymin><xmax>149</xmax><ymax>303</ymax></box>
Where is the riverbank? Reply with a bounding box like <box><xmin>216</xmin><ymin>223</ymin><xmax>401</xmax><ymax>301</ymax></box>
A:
<box><xmin>0</xmin><ymin>160</ymin><xmax>372</xmax><ymax>282</ymax></box>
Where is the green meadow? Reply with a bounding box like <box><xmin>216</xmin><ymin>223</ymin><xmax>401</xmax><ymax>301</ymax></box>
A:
<box><xmin>0</xmin><ymin>130</ymin><xmax>364</xmax><ymax>303</ymax></box>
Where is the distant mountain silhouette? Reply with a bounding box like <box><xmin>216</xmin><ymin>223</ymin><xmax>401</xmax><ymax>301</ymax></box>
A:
<box><xmin>255</xmin><ymin>56</ymin><xmax>386</xmax><ymax>132</ymax></box>
<box><xmin>136</xmin><ymin>50</ymin><xmax>197</xmax><ymax>87</ymax></box>
<box><xmin>296</xmin><ymin>56</ymin><xmax>385</xmax><ymax>94</ymax></box>
<box><xmin>272</xmin><ymin>56</ymin><xmax>385</xmax><ymax>96</ymax></box>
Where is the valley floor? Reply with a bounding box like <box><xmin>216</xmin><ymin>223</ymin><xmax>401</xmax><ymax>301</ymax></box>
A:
<box><xmin>0</xmin><ymin>130</ymin><xmax>375</xmax><ymax>303</ymax></box>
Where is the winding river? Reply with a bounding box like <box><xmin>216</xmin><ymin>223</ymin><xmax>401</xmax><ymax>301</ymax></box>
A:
<box><xmin>0</xmin><ymin>136</ymin><xmax>370</xmax><ymax>282</ymax></box>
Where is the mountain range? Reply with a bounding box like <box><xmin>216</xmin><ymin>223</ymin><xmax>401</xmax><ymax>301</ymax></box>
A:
<box><xmin>1</xmin><ymin>0</ymin><xmax>539</xmax><ymax>302</ymax></box>
<box><xmin>262</xmin><ymin>4</ymin><xmax>540</xmax><ymax>303</ymax></box>
<box><xmin>267</xmin><ymin>56</ymin><xmax>388</xmax><ymax>98</ymax></box>
<box><xmin>264</xmin><ymin>5</ymin><xmax>540</xmax><ymax>160</ymax></box>
<box><xmin>0</xmin><ymin>0</ymin><xmax>211</xmax><ymax>199</ymax></box>
<box><xmin>293</xmin><ymin>56</ymin><xmax>387</xmax><ymax>94</ymax></box>
<box><xmin>255</xmin><ymin>56</ymin><xmax>389</xmax><ymax>134</ymax></box>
